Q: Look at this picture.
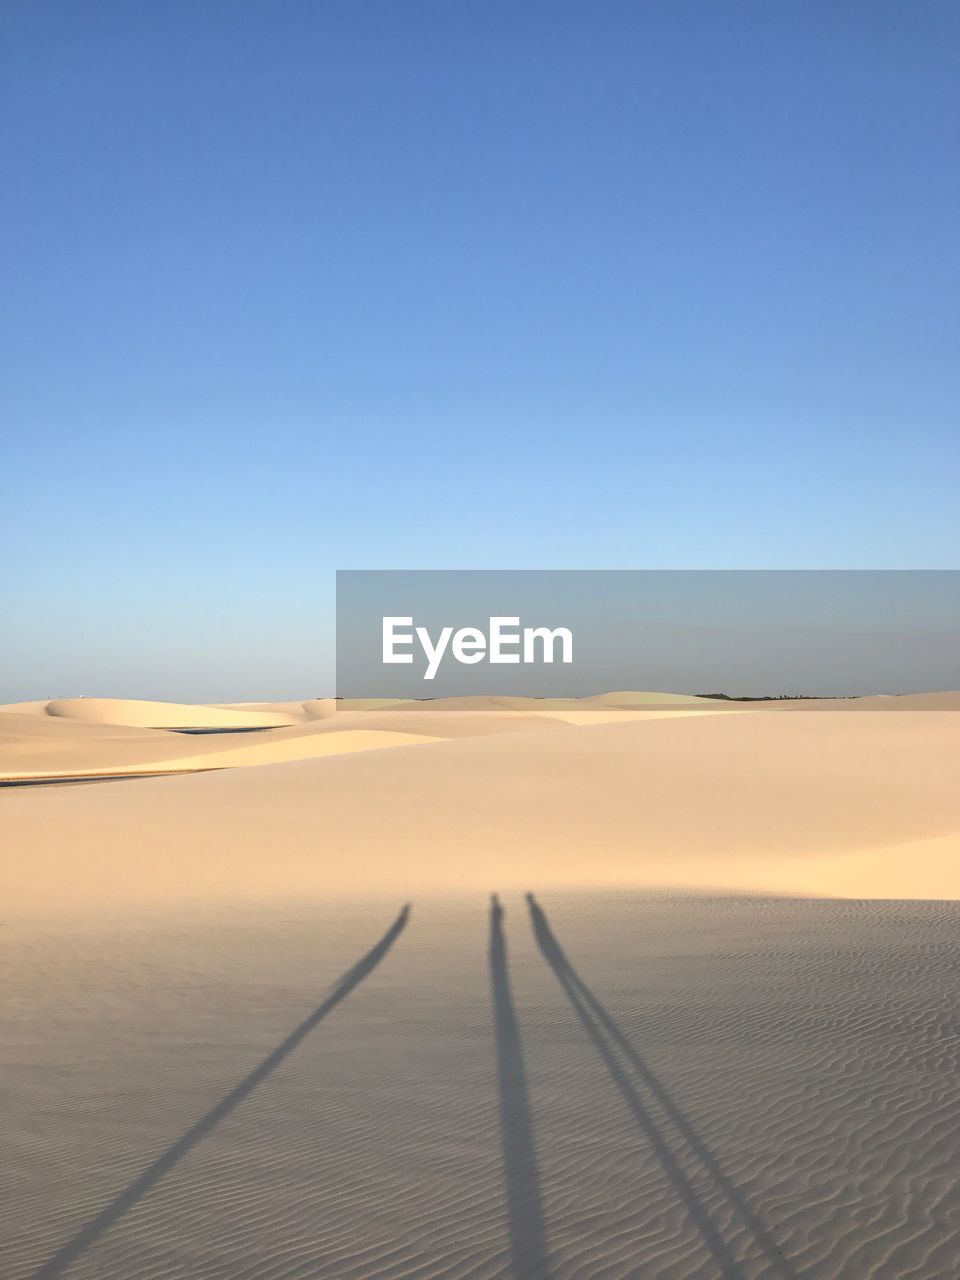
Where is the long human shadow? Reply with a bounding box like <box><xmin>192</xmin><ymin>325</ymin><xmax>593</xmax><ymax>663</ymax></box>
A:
<box><xmin>30</xmin><ymin>904</ymin><xmax>412</xmax><ymax>1280</ymax></box>
<box><xmin>489</xmin><ymin>895</ymin><xmax>552</xmax><ymax>1279</ymax></box>
<box><xmin>527</xmin><ymin>895</ymin><xmax>799</xmax><ymax>1280</ymax></box>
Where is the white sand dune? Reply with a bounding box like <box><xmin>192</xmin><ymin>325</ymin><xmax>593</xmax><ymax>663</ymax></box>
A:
<box><xmin>0</xmin><ymin>712</ymin><xmax>439</xmax><ymax>782</ymax></box>
<box><xmin>3</xmin><ymin>697</ymin><xmax>958</xmax><ymax>908</ymax></box>
<box><xmin>215</xmin><ymin>698</ymin><xmax>339</xmax><ymax>721</ymax></box>
<box><xmin>315</xmin><ymin>707</ymin><xmax>564</xmax><ymax>737</ymax></box>
<box><xmin>586</xmin><ymin>689</ymin><xmax>728</xmax><ymax>707</ymax></box>
<box><xmin>46</xmin><ymin>697</ymin><xmax>300</xmax><ymax>730</ymax></box>
<box><xmin>783</xmin><ymin>690</ymin><xmax>960</xmax><ymax>712</ymax></box>
<box><xmin>0</xmin><ymin>692</ymin><xmax>737</xmax><ymax>783</ymax></box>
<box><xmin>531</xmin><ymin>706</ymin><xmax>738</xmax><ymax>725</ymax></box>
<box><xmin>4</xmin><ymin>692</ymin><xmax>960</xmax><ymax>1279</ymax></box>
<box><xmin>0</xmin><ymin>694</ymin><xmax>573</xmax><ymax>782</ymax></box>
<box><xmin>161</xmin><ymin>727</ymin><xmax>441</xmax><ymax>772</ymax></box>
<box><xmin>301</xmin><ymin>698</ymin><xmax>338</xmax><ymax>719</ymax></box>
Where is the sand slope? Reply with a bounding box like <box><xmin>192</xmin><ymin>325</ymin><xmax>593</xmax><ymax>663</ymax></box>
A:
<box><xmin>3</xmin><ymin>694</ymin><xmax>729</xmax><ymax>782</ymax></box>
<box><xmin>7</xmin><ymin>893</ymin><xmax>960</xmax><ymax>1279</ymax></box>
<box><xmin>46</xmin><ymin>697</ymin><xmax>299</xmax><ymax>730</ymax></box>
<box><xmin>0</xmin><ymin>713</ymin><xmax>440</xmax><ymax>782</ymax></box>
<box><xmin>3</xmin><ymin>701</ymin><xmax>958</xmax><ymax>910</ymax></box>
<box><xmin>4</xmin><ymin>694</ymin><xmax>960</xmax><ymax>1278</ymax></box>
<box><xmin>586</xmin><ymin>689</ymin><xmax>727</xmax><ymax>707</ymax></box>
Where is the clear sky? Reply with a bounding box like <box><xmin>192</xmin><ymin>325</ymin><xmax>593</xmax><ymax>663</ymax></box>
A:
<box><xmin>2</xmin><ymin>2</ymin><xmax>958</xmax><ymax>700</ymax></box>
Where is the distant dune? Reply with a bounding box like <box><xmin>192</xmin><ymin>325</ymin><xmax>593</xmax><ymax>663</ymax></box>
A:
<box><xmin>2</xmin><ymin>690</ymin><xmax>958</xmax><ymax>904</ymax></box>
<box><xmin>45</xmin><ymin>697</ymin><xmax>299</xmax><ymax>730</ymax></box>
<box><xmin>0</xmin><ymin>692</ymin><xmax>741</xmax><ymax>783</ymax></box>
<box><xmin>586</xmin><ymin>689</ymin><xmax>722</xmax><ymax>706</ymax></box>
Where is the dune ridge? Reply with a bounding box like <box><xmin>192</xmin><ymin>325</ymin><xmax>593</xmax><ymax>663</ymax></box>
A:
<box><xmin>45</xmin><ymin>698</ymin><xmax>299</xmax><ymax>730</ymax></box>
<box><xmin>2</xmin><ymin>694</ymin><xmax>958</xmax><ymax>908</ymax></box>
<box><xmin>0</xmin><ymin>691</ymin><xmax>743</xmax><ymax>784</ymax></box>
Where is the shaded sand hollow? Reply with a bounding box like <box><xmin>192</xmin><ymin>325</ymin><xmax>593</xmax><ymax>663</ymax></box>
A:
<box><xmin>4</xmin><ymin>693</ymin><xmax>960</xmax><ymax>1278</ymax></box>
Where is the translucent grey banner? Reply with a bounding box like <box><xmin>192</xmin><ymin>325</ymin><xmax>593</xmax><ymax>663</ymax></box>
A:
<box><xmin>335</xmin><ymin>570</ymin><xmax>959</xmax><ymax>700</ymax></box>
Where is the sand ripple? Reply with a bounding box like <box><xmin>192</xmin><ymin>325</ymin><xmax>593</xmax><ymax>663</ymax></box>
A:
<box><xmin>6</xmin><ymin>894</ymin><xmax>960</xmax><ymax>1278</ymax></box>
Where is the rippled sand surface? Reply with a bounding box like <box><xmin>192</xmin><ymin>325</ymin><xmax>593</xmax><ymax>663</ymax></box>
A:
<box><xmin>7</xmin><ymin>892</ymin><xmax>960</xmax><ymax>1279</ymax></box>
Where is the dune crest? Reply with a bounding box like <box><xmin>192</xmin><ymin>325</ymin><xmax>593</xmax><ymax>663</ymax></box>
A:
<box><xmin>3</xmin><ymin>695</ymin><xmax>959</xmax><ymax>906</ymax></box>
<box><xmin>45</xmin><ymin>697</ymin><xmax>299</xmax><ymax>730</ymax></box>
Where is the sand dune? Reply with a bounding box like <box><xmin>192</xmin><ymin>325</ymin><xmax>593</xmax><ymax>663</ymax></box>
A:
<box><xmin>0</xmin><ymin>697</ymin><xmax>460</xmax><ymax>782</ymax></box>
<box><xmin>784</xmin><ymin>690</ymin><xmax>960</xmax><ymax>712</ymax></box>
<box><xmin>315</xmin><ymin>707</ymin><xmax>564</xmax><ymax>737</ymax></box>
<box><xmin>4</xmin><ymin>693</ymin><xmax>729</xmax><ymax>783</ymax></box>
<box><xmin>160</xmin><ymin>727</ymin><xmax>441</xmax><ymax>772</ymax></box>
<box><xmin>0</xmin><ymin>713</ymin><xmax>439</xmax><ymax>782</ymax></box>
<box><xmin>532</xmin><ymin>706</ymin><xmax>737</xmax><ymax>725</ymax></box>
<box><xmin>46</xmin><ymin>697</ymin><xmax>300</xmax><ymax>730</ymax></box>
<box><xmin>4</xmin><ymin>692</ymin><xmax>960</xmax><ymax>1278</ymax></box>
<box><xmin>11</xmin><ymin>689</ymin><xmax>948</xmax><ymax>787</ymax></box>
<box><xmin>216</xmin><ymin>698</ymin><xmax>340</xmax><ymax>721</ymax></box>
<box><xmin>586</xmin><ymin>689</ymin><xmax>727</xmax><ymax>707</ymax></box>
<box><xmin>3</xmin><ymin>698</ymin><xmax>958</xmax><ymax>908</ymax></box>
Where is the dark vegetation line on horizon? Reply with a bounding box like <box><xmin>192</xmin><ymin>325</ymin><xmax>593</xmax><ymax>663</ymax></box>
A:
<box><xmin>330</xmin><ymin>692</ymin><xmax>861</xmax><ymax>701</ymax></box>
<box><xmin>693</xmin><ymin>692</ymin><xmax>859</xmax><ymax>701</ymax></box>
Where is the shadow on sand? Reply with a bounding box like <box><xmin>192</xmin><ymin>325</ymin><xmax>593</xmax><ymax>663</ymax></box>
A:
<box><xmin>526</xmin><ymin>894</ymin><xmax>798</xmax><ymax>1280</ymax></box>
<box><xmin>489</xmin><ymin>895</ymin><xmax>553</xmax><ymax>1279</ymax></box>
<box><xmin>30</xmin><ymin>904</ymin><xmax>411</xmax><ymax>1280</ymax></box>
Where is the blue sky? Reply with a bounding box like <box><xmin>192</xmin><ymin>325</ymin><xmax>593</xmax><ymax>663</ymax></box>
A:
<box><xmin>2</xmin><ymin>2</ymin><xmax>958</xmax><ymax>700</ymax></box>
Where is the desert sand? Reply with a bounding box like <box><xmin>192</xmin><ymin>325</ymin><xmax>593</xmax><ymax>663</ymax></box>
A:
<box><xmin>3</xmin><ymin>692</ymin><xmax>960</xmax><ymax>1278</ymax></box>
<box><xmin>2</xmin><ymin>690</ymin><xmax>959</xmax><ymax>904</ymax></box>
